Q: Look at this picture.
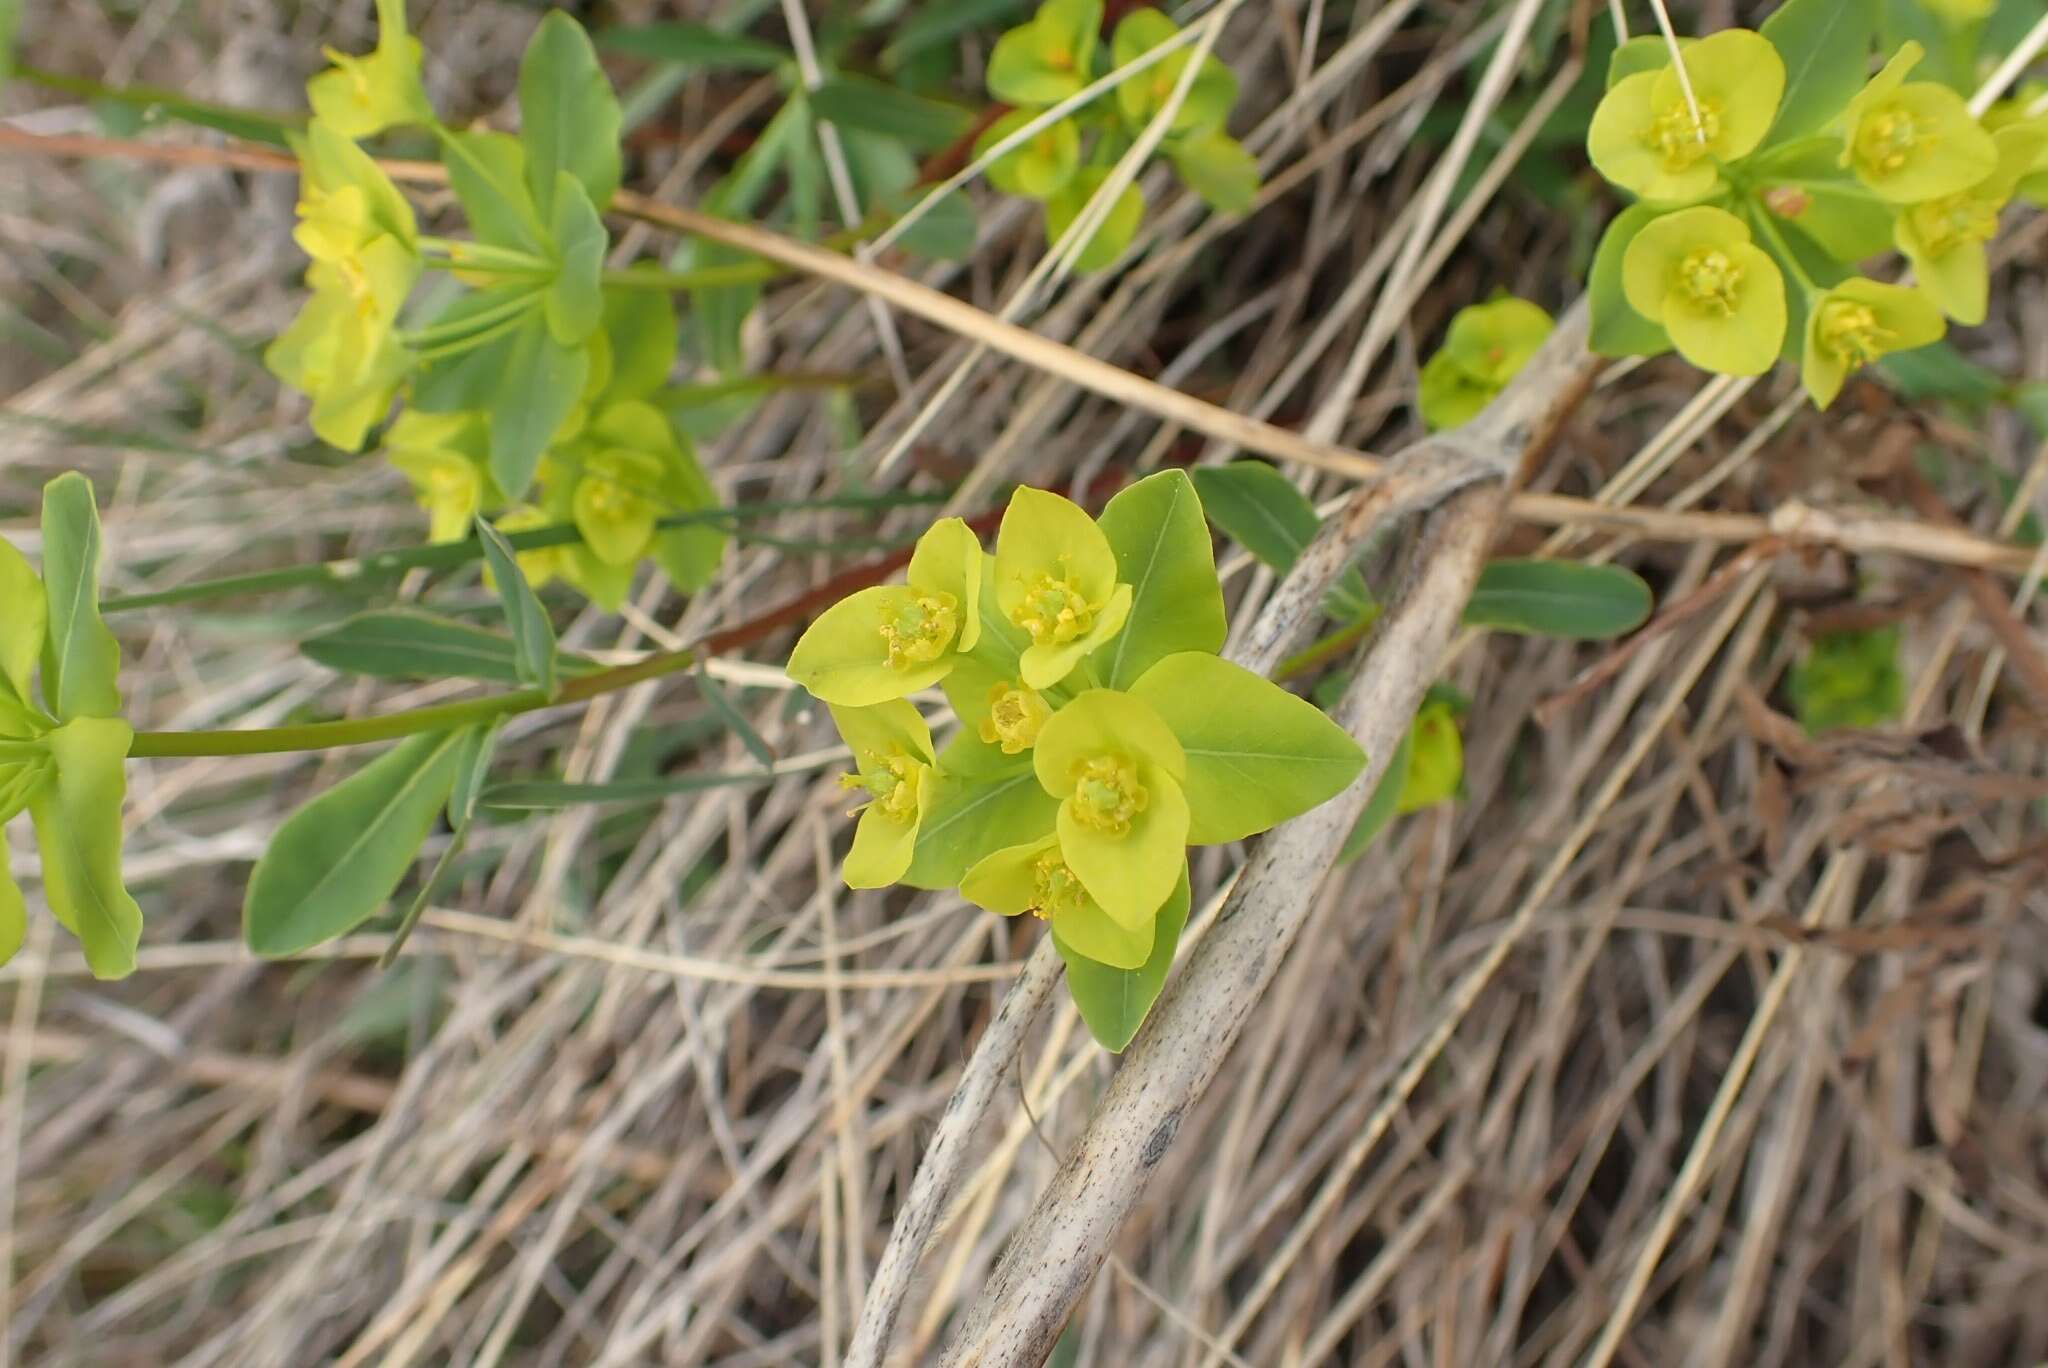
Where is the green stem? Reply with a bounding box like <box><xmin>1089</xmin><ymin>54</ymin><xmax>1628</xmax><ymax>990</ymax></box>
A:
<box><xmin>1274</xmin><ymin>608</ymin><xmax>1382</xmax><ymax>683</ymax></box>
<box><xmin>100</xmin><ymin>491</ymin><xmax>949</xmax><ymax>614</ymax></box>
<box><xmin>14</xmin><ymin>65</ymin><xmax>304</xmax><ymax>146</ymax></box>
<box><xmin>398</xmin><ymin>288</ymin><xmax>541</xmax><ymax>348</ymax></box>
<box><xmin>601</xmin><ymin>263</ymin><xmax>789</xmax><ymax>292</ymax></box>
<box><xmin>1746</xmin><ymin>201</ymin><xmax>1823</xmax><ymax>298</ymax></box>
<box><xmin>408</xmin><ymin>308</ymin><xmax>530</xmax><ymax>362</ymax></box>
<box><xmin>128</xmin><ymin>645</ymin><xmax>700</xmax><ymax>758</ymax></box>
<box><xmin>416</xmin><ymin>237</ymin><xmax>554</xmax><ymax>276</ymax></box>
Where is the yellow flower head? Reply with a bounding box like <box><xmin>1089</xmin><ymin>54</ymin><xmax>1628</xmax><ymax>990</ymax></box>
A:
<box><xmin>1622</xmin><ymin>206</ymin><xmax>1786</xmax><ymax>376</ymax></box>
<box><xmin>986</xmin><ymin>0</ymin><xmax>1102</xmax><ymax>106</ymax></box>
<box><xmin>1396</xmin><ymin>699</ymin><xmax>1463</xmax><ymax>814</ymax></box>
<box><xmin>384</xmin><ymin>409</ymin><xmax>491</xmax><ymax>542</ymax></box>
<box><xmin>1837</xmin><ymin>43</ymin><xmax>1997</xmax><ymax>203</ymax></box>
<box><xmin>960</xmin><ymin>833</ymin><xmax>1155</xmax><ymax>969</ymax></box>
<box><xmin>1111</xmin><ymin>7</ymin><xmax>1239</xmax><ymax>140</ymax></box>
<box><xmin>263</xmin><ymin>288</ymin><xmax>410</xmax><ymax>450</ymax></box>
<box><xmin>306</xmin><ymin>0</ymin><xmax>433</xmax><ymax>139</ymax></box>
<box><xmin>1894</xmin><ymin>121</ymin><xmax>2047</xmax><ymax>325</ymax></box>
<box><xmin>787</xmin><ymin>518</ymin><xmax>983</xmax><ymax>707</ymax></box>
<box><xmin>994</xmin><ymin>488</ymin><xmax>1132</xmax><ymax>688</ymax></box>
<box><xmin>1587</xmin><ymin>29</ymin><xmax>1784</xmax><ymax>204</ymax></box>
<box><xmin>1032</xmin><ymin>690</ymin><xmax>1187</xmax><ymax>929</ymax></box>
<box><xmin>1800</xmin><ymin>279</ymin><xmax>1945</xmax><ymax>409</ymax></box>
<box><xmin>829</xmin><ymin>699</ymin><xmax>938</xmax><ymax>888</ymax></box>
<box><xmin>1417</xmin><ymin>296</ymin><xmax>1555</xmax><ymax>430</ymax></box>
<box><xmin>976</xmin><ymin>111</ymin><xmax>1083</xmax><ymax>200</ymax></box>
<box><xmin>979</xmin><ymin>680</ymin><xmax>1053</xmax><ymax>755</ymax></box>
<box><xmin>1984</xmin><ymin>87</ymin><xmax>2048</xmax><ymax>205</ymax></box>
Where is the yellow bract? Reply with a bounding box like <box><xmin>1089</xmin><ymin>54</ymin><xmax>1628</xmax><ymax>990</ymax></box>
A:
<box><xmin>385</xmin><ymin>410</ymin><xmax>490</xmax><ymax>542</ymax></box>
<box><xmin>1417</xmin><ymin>296</ymin><xmax>1555</xmax><ymax>430</ymax></box>
<box><xmin>1032</xmin><ymin>690</ymin><xmax>1187</xmax><ymax>929</ymax></box>
<box><xmin>305</xmin><ymin>0</ymin><xmax>433</xmax><ymax>138</ymax></box>
<box><xmin>830</xmin><ymin>700</ymin><xmax>938</xmax><ymax>889</ymax></box>
<box><xmin>1586</xmin><ymin>30</ymin><xmax>1784</xmax><ymax>204</ymax></box>
<box><xmin>265</xmin><ymin>121</ymin><xmax>421</xmax><ymax>451</ymax></box>
<box><xmin>960</xmin><ymin>834</ymin><xmax>1154</xmax><ymax>969</ymax></box>
<box><xmin>994</xmin><ymin>488</ymin><xmax>1132</xmax><ymax>688</ymax></box>
<box><xmin>1800</xmin><ymin>278</ymin><xmax>1945</xmax><ymax>408</ymax></box>
<box><xmin>1894</xmin><ymin>122</ymin><xmax>2047</xmax><ymax>325</ymax></box>
<box><xmin>1838</xmin><ymin>43</ymin><xmax>1997</xmax><ymax>203</ymax></box>
<box><xmin>1621</xmin><ymin>206</ymin><xmax>1786</xmax><ymax>376</ymax></box>
<box><xmin>786</xmin><ymin>518</ymin><xmax>983</xmax><ymax>706</ymax></box>
<box><xmin>979</xmin><ymin>680</ymin><xmax>1052</xmax><ymax>755</ymax></box>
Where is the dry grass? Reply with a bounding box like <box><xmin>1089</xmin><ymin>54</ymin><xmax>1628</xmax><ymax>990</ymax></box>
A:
<box><xmin>4</xmin><ymin>1</ymin><xmax>2048</xmax><ymax>1364</ymax></box>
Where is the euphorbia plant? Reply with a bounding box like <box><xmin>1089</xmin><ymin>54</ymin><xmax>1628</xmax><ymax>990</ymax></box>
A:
<box><xmin>789</xmin><ymin>472</ymin><xmax>1368</xmax><ymax>1049</ymax></box>
<box><xmin>1583</xmin><ymin>0</ymin><xmax>2048</xmax><ymax>407</ymax></box>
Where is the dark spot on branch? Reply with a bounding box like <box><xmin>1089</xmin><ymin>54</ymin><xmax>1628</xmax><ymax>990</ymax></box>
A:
<box><xmin>1142</xmin><ymin>1110</ymin><xmax>1181</xmax><ymax>1167</ymax></box>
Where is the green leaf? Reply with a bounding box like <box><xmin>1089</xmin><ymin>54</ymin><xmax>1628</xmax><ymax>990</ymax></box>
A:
<box><xmin>1761</xmin><ymin>0</ymin><xmax>1878</xmax><ymax>146</ymax></box>
<box><xmin>477</xmin><ymin>523</ymin><xmax>559</xmax><ymax>697</ymax></box>
<box><xmin>1093</xmin><ymin>470</ymin><xmax>1226</xmax><ymax>689</ymax></box>
<box><xmin>1588</xmin><ymin>205</ymin><xmax>1674</xmax><ymax>358</ymax></box>
<box><xmin>519</xmin><ymin>10</ymin><xmax>623</xmax><ymax>214</ymax></box>
<box><xmin>1462</xmin><ymin>559</ymin><xmax>1652</xmax><ymax>639</ymax></box>
<box><xmin>303</xmin><ymin>609</ymin><xmax>590</xmax><ymax>686</ymax></box>
<box><xmin>1748</xmin><ymin>139</ymin><xmax>1895</xmax><ymax>261</ymax></box>
<box><xmin>601</xmin><ymin>287</ymin><xmax>678</xmax><ymax>401</ymax></box>
<box><xmin>1167</xmin><ymin>131</ymin><xmax>1260</xmax><ymax>214</ymax></box>
<box><xmin>1879</xmin><ymin>340</ymin><xmax>2006</xmax><ymax>410</ymax></box>
<box><xmin>1058</xmin><ymin>864</ymin><xmax>1188</xmax><ymax>1052</ymax></box>
<box><xmin>1339</xmin><ymin>724</ymin><xmax>1414</xmax><ymax>862</ymax></box>
<box><xmin>482</xmin><ymin>769</ymin><xmax>782</xmax><ymax>810</ymax></box>
<box><xmin>1606</xmin><ymin>35</ymin><xmax>1671</xmax><ymax>89</ymax></box>
<box><xmin>28</xmin><ymin>717</ymin><xmax>142</xmax><ymax>978</ymax></box>
<box><xmin>0</xmin><ymin>864</ymin><xmax>24</xmax><ymax>971</ymax></box>
<box><xmin>600</xmin><ymin>22</ymin><xmax>789</xmax><ymax>71</ymax></box>
<box><xmin>1129</xmin><ymin>652</ymin><xmax>1366</xmax><ymax>844</ymax></box>
<box><xmin>491</xmin><ymin>312</ymin><xmax>591</xmax><ymax>500</ymax></box>
<box><xmin>1188</xmin><ymin>461</ymin><xmax>1372</xmax><ymax>621</ymax></box>
<box><xmin>882</xmin><ymin>187</ymin><xmax>979</xmax><ymax>260</ymax></box>
<box><xmin>387</xmin><ymin>721</ymin><xmax>502</xmax><ymax>968</ymax></box>
<box><xmin>1</xmin><ymin>0</ymin><xmax>24</xmax><ymax>86</ymax></box>
<box><xmin>39</xmin><ymin>473</ymin><xmax>122</xmax><ymax>721</ymax></box>
<box><xmin>449</xmin><ymin>720</ymin><xmax>502</xmax><ymax>827</ymax></box>
<box><xmin>882</xmin><ymin>0</ymin><xmax>1030</xmax><ymax>70</ymax></box>
<box><xmin>695</xmin><ymin>664</ymin><xmax>774</xmax><ymax>768</ymax></box>
<box><xmin>543</xmin><ymin>174</ymin><xmax>607</xmax><ymax>346</ymax></box>
<box><xmin>809</xmin><ymin>74</ymin><xmax>974</xmax><ymax>149</ymax></box>
<box><xmin>901</xmin><ymin>762</ymin><xmax>1058</xmax><ymax>890</ymax></box>
<box><xmin>244</xmin><ymin>730</ymin><xmax>466</xmax><ymax>957</ymax></box>
<box><xmin>438</xmin><ymin>129</ymin><xmax>548</xmax><ymax>255</ymax></box>
<box><xmin>0</xmin><ymin>537</ymin><xmax>44</xmax><ymax>706</ymax></box>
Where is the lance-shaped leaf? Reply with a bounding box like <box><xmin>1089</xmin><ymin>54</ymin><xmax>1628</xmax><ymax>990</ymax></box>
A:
<box><xmin>1463</xmin><ymin>559</ymin><xmax>1653</xmax><ymax>639</ymax></box>
<box><xmin>39</xmin><ymin>473</ymin><xmax>122</xmax><ymax>722</ymax></box>
<box><xmin>477</xmin><ymin>522</ymin><xmax>560</xmax><ymax>697</ymax></box>
<box><xmin>28</xmin><ymin>717</ymin><xmax>142</xmax><ymax>979</ymax></box>
<box><xmin>244</xmin><ymin>730</ymin><xmax>466</xmax><ymax>957</ymax></box>
<box><xmin>1059</xmin><ymin>864</ymin><xmax>1190</xmax><ymax>1053</ymax></box>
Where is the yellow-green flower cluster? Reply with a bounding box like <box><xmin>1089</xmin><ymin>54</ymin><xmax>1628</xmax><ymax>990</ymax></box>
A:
<box><xmin>978</xmin><ymin>0</ymin><xmax>1259</xmax><ymax>270</ymax></box>
<box><xmin>266</xmin><ymin>121</ymin><xmax>422</xmax><ymax>451</ymax></box>
<box><xmin>266</xmin><ymin>5</ymin><xmax>726</xmax><ymax>607</ymax></box>
<box><xmin>1417</xmin><ymin>297</ymin><xmax>1555</xmax><ymax>430</ymax></box>
<box><xmin>1587</xmin><ymin>24</ymin><xmax>2045</xmax><ymax>409</ymax></box>
<box><xmin>787</xmin><ymin>476</ymin><xmax>1365</xmax><ymax>1046</ymax></box>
